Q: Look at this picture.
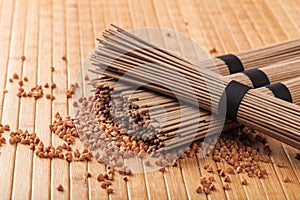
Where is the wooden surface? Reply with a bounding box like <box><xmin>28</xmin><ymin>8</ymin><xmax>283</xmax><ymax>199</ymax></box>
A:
<box><xmin>0</xmin><ymin>0</ymin><xmax>300</xmax><ymax>199</ymax></box>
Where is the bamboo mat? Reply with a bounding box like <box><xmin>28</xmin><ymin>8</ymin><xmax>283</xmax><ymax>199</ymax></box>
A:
<box><xmin>0</xmin><ymin>0</ymin><xmax>300</xmax><ymax>199</ymax></box>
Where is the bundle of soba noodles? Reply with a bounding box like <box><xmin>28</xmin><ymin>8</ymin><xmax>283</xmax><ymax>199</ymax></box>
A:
<box><xmin>90</xmin><ymin>25</ymin><xmax>300</xmax><ymax>149</ymax></box>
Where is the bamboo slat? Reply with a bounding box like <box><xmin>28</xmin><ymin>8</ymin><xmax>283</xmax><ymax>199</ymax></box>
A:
<box><xmin>0</xmin><ymin>1</ymin><xmax>25</xmax><ymax>200</ymax></box>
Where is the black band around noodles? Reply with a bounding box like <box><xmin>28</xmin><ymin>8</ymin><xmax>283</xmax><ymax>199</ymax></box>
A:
<box><xmin>217</xmin><ymin>54</ymin><xmax>244</xmax><ymax>74</ymax></box>
<box><xmin>266</xmin><ymin>83</ymin><xmax>293</xmax><ymax>103</ymax></box>
<box><xmin>243</xmin><ymin>69</ymin><xmax>270</xmax><ymax>88</ymax></box>
<box><xmin>219</xmin><ymin>81</ymin><xmax>251</xmax><ymax>121</ymax></box>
